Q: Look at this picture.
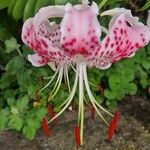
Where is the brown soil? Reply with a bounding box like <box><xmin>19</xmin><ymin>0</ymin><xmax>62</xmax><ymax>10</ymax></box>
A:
<box><xmin>0</xmin><ymin>95</ymin><xmax>150</xmax><ymax>150</ymax></box>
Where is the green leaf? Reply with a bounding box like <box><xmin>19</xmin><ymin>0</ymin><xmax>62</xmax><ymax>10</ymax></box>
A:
<box><xmin>55</xmin><ymin>0</ymin><xmax>78</xmax><ymax>5</ymax></box>
<box><xmin>23</xmin><ymin>118</ymin><xmax>40</xmax><ymax>139</ymax></box>
<box><xmin>3</xmin><ymin>89</ymin><xmax>15</xmax><ymax>99</ymax></box>
<box><xmin>141</xmin><ymin>58</ymin><xmax>150</xmax><ymax>70</ymax></box>
<box><xmin>8</xmin><ymin>114</ymin><xmax>23</xmax><ymax>131</ymax></box>
<box><xmin>23</xmin><ymin>0</ymin><xmax>37</xmax><ymax>21</ymax></box>
<box><xmin>12</xmin><ymin>0</ymin><xmax>27</xmax><ymax>21</ymax></box>
<box><xmin>23</xmin><ymin>125</ymin><xmax>37</xmax><ymax>139</ymax></box>
<box><xmin>17</xmin><ymin>96</ymin><xmax>29</xmax><ymax>112</ymax></box>
<box><xmin>104</xmin><ymin>89</ymin><xmax>117</xmax><ymax>100</ymax></box>
<box><xmin>17</xmin><ymin>70</ymin><xmax>31</xmax><ymax>90</ymax></box>
<box><xmin>7</xmin><ymin>98</ymin><xmax>15</xmax><ymax>106</ymax></box>
<box><xmin>0</xmin><ymin>109</ymin><xmax>10</xmax><ymax>129</ymax></box>
<box><xmin>128</xmin><ymin>83</ymin><xmax>137</xmax><ymax>95</ymax></box>
<box><xmin>99</xmin><ymin>0</ymin><xmax>108</xmax><ymax>9</ymax></box>
<box><xmin>140</xmin><ymin>78</ymin><xmax>148</xmax><ymax>89</ymax></box>
<box><xmin>108</xmin><ymin>74</ymin><xmax>121</xmax><ymax>90</ymax></box>
<box><xmin>4</xmin><ymin>38</ymin><xmax>20</xmax><ymax>54</ymax></box>
<box><xmin>138</xmin><ymin>1</ymin><xmax>150</xmax><ymax>11</ymax></box>
<box><xmin>36</xmin><ymin>107</ymin><xmax>47</xmax><ymax>121</ymax></box>
<box><xmin>10</xmin><ymin>106</ymin><xmax>19</xmax><ymax>114</ymax></box>
<box><xmin>0</xmin><ymin>73</ymin><xmax>16</xmax><ymax>89</ymax></box>
<box><xmin>5</xmin><ymin>57</ymin><xmax>25</xmax><ymax>75</ymax></box>
<box><xmin>0</xmin><ymin>0</ymin><xmax>10</xmax><ymax>10</ymax></box>
<box><xmin>35</xmin><ymin>0</ymin><xmax>54</xmax><ymax>13</ymax></box>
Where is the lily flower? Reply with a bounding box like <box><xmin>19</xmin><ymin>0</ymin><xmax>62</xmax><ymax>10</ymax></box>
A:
<box><xmin>22</xmin><ymin>0</ymin><xmax>150</xmax><ymax>145</ymax></box>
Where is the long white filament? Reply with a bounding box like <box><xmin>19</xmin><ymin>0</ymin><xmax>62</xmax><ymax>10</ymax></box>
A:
<box><xmin>83</xmin><ymin>64</ymin><xmax>109</xmax><ymax>126</ymax></box>
<box><xmin>48</xmin><ymin>66</ymin><xmax>79</xmax><ymax>124</ymax></box>
<box><xmin>83</xmin><ymin>65</ymin><xmax>114</xmax><ymax>117</ymax></box>
<box><xmin>78</xmin><ymin>63</ymin><xmax>84</xmax><ymax>145</ymax></box>
<box><xmin>65</xmin><ymin>66</ymin><xmax>71</xmax><ymax>93</ymax></box>
<box><xmin>38</xmin><ymin>68</ymin><xmax>59</xmax><ymax>94</ymax></box>
<box><xmin>49</xmin><ymin>67</ymin><xmax>63</xmax><ymax>99</ymax></box>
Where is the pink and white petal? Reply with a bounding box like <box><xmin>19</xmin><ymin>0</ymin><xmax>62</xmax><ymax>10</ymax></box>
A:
<box><xmin>22</xmin><ymin>18</ymin><xmax>35</xmax><ymax>49</ymax></box>
<box><xmin>101</xmin><ymin>8</ymin><xmax>139</xmax><ymax>30</ymax></box>
<box><xmin>88</xmin><ymin>14</ymin><xmax>150</xmax><ymax>69</ymax></box>
<box><xmin>28</xmin><ymin>53</ymin><xmax>49</xmax><ymax>67</ymax></box>
<box><xmin>22</xmin><ymin>17</ymin><xmax>62</xmax><ymax>54</ymax></box>
<box><xmin>34</xmin><ymin>5</ymin><xmax>65</xmax><ymax>33</ymax></box>
<box><xmin>60</xmin><ymin>2</ymin><xmax>101</xmax><ymax>56</ymax></box>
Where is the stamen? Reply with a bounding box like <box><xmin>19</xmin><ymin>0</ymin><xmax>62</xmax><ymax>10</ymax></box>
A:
<box><xmin>42</xmin><ymin>117</ymin><xmax>51</xmax><ymax>136</ymax></box>
<box><xmin>82</xmin><ymin>64</ymin><xmax>109</xmax><ymax>125</ymax></box>
<box><xmin>47</xmin><ymin>105</ymin><xmax>56</xmax><ymax>123</ymax></box>
<box><xmin>38</xmin><ymin>68</ymin><xmax>59</xmax><ymax>94</ymax></box>
<box><xmin>74</xmin><ymin>126</ymin><xmax>81</xmax><ymax>147</ymax></box>
<box><xmin>47</xmin><ymin>67</ymin><xmax>79</xmax><ymax>124</ymax></box>
<box><xmin>78</xmin><ymin>63</ymin><xmax>84</xmax><ymax>145</ymax></box>
<box><xmin>90</xmin><ymin>105</ymin><xmax>95</xmax><ymax>119</ymax></box>
<box><xmin>65</xmin><ymin>66</ymin><xmax>71</xmax><ymax>93</ymax></box>
<box><xmin>98</xmin><ymin>84</ymin><xmax>104</xmax><ymax>96</ymax></box>
<box><xmin>49</xmin><ymin>67</ymin><xmax>64</xmax><ymax>100</ymax></box>
<box><xmin>108</xmin><ymin>119</ymin><xmax>115</xmax><ymax>141</ymax></box>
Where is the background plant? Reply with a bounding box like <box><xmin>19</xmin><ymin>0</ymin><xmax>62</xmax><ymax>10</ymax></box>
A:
<box><xmin>0</xmin><ymin>0</ymin><xmax>150</xmax><ymax>139</ymax></box>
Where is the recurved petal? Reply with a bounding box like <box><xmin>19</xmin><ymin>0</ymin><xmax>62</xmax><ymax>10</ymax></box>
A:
<box><xmin>89</xmin><ymin>14</ymin><xmax>150</xmax><ymax>69</ymax></box>
<box><xmin>22</xmin><ymin>17</ymin><xmax>69</xmax><ymax>66</ymax></box>
<box><xmin>34</xmin><ymin>5</ymin><xmax>65</xmax><ymax>33</ymax></box>
<box><xmin>101</xmin><ymin>8</ymin><xmax>139</xmax><ymax>31</ymax></box>
<box><xmin>28</xmin><ymin>53</ymin><xmax>49</xmax><ymax>67</ymax></box>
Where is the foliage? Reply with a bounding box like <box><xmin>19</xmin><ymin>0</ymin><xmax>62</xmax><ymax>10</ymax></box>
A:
<box><xmin>0</xmin><ymin>0</ymin><xmax>150</xmax><ymax>139</ymax></box>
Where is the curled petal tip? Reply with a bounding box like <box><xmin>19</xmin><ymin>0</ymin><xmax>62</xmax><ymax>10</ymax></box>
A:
<box><xmin>101</xmin><ymin>8</ymin><xmax>129</xmax><ymax>16</ymax></box>
<box><xmin>28</xmin><ymin>54</ymin><xmax>46</xmax><ymax>67</ymax></box>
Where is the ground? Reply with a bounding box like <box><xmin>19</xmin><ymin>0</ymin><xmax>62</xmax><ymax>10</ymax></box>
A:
<box><xmin>0</xmin><ymin>95</ymin><xmax>149</xmax><ymax>150</ymax></box>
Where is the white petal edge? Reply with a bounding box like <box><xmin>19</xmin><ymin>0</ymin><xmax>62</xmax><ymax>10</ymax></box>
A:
<box><xmin>28</xmin><ymin>54</ymin><xmax>46</xmax><ymax>67</ymax></box>
<box><xmin>34</xmin><ymin>5</ymin><xmax>65</xmax><ymax>33</ymax></box>
<box><xmin>101</xmin><ymin>8</ymin><xmax>139</xmax><ymax>30</ymax></box>
<box><xmin>98</xmin><ymin>63</ymin><xmax>112</xmax><ymax>70</ymax></box>
<box><xmin>147</xmin><ymin>10</ymin><xmax>150</xmax><ymax>30</ymax></box>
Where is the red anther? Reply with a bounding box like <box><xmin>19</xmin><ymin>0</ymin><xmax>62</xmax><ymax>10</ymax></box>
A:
<box><xmin>74</xmin><ymin>126</ymin><xmax>81</xmax><ymax>147</ymax></box>
<box><xmin>114</xmin><ymin>110</ymin><xmax>119</xmax><ymax>130</ymax></box>
<box><xmin>98</xmin><ymin>84</ymin><xmax>104</xmax><ymax>96</ymax></box>
<box><xmin>90</xmin><ymin>105</ymin><xmax>95</xmax><ymax>119</ymax></box>
<box><xmin>108</xmin><ymin>119</ymin><xmax>115</xmax><ymax>142</ymax></box>
<box><xmin>42</xmin><ymin>117</ymin><xmax>50</xmax><ymax>136</ymax></box>
<box><xmin>47</xmin><ymin>105</ymin><xmax>56</xmax><ymax>123</ymax></box>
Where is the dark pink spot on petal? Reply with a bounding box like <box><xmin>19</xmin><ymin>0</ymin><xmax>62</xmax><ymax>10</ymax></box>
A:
<box><xmin>118</xmin><ymin>20</ymin><xmax>122</xmax><ymax>24</ymax></box>
<box><xmin>41</xmin><ymin>39</ymin><xmax>48</xmax><ymax>48</ymax></box>
<box><xmin>111</xmin><ymin>43</ymin><xmax>114</xmax><ymax>48</ymax></box>
<box><xmin>120</xmin><ymin>29</ymin><xmax>123</xmax><ymax>35</ymax></box>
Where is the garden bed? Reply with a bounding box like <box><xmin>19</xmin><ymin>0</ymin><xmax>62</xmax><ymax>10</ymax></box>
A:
<box><xmin>0</xmin><ymin>95</ymin><xmax>149</xmax><ymax>150</ymax></box>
